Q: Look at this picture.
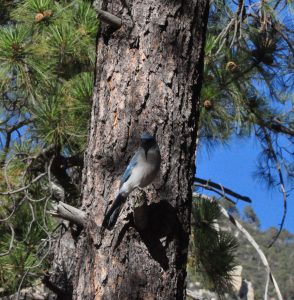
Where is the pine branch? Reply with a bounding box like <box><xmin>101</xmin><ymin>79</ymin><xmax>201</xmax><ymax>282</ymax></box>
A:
<box><xmin>5</xmin><ymin>118</ymin><xmax>33</xmax><ymax>134</ymax></box>
<box><xmin>221</xmin><ymin>61</ymin><xmax>259</xmax><ymax>88</ymax></box>
<box><xmin>0</xmin><ymin>118</ymin><xmax>33</xmax><ymax>166</ymax></box>
<box><xmin>0</xmin><ymin>172</ymin><xmax>47</xmax><ymax>195</ymax></box>
<box><xmin>194</xmin><ymin>177</ymin><xmax>252</xmax><ymax>203</ymax></box>
<box><xmin>262</xmin><ymin>120</ymin><xmax>294</xmax><ymax>137</ymax></box>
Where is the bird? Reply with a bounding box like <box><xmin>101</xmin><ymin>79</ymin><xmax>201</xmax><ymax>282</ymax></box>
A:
<box><xmin>102</xmin><ymin>133</ymin><xmax>161</xmax><ymax>229</ymax></box>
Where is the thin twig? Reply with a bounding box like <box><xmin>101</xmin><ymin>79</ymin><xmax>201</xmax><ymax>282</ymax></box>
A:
<box><xmin>261</xmin><ymin>128</ymin><xmax>288</xmax><ymax>248</ymax></box>
<box><xmin>0</xmin><ymin>172</ymin><xmax>47</xmax><ymax>195</ymax></box>
<box><xmin>0</xmin><ymin>223</ymin><xmax>15</xmax><ymax>257</ymax></box>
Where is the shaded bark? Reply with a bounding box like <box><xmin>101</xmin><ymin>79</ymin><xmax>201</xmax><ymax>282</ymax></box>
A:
<box><xmin>48</xmin><ymin>0</ymin><xmax>209</xmax><ymax>299</ymax></box>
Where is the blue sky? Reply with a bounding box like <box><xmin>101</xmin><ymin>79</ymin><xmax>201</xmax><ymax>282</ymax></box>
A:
<box><xmin>196</xmin><ymin>135</ymin><xmax>294</xmax><ymax>232</ymax></box>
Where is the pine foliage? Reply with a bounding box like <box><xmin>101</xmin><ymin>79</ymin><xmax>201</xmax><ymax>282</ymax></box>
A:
<box><xmin>199</xmin><ymin>0</ymin><xmax>293</xmax><ymax>251</ymax></box>
<box><xmin>199</xmin><ymin>0</ymin><xmax>293</xmax><ymax>166</ymax></box>
<box><xmin>0</xmin><ymin>0</ymin><xmax>97</xmax><ymax>295</ymax></box>
<box><xmin>189</xmin><ymin>197</ymin><xmax>239</xmax><ymax>294</ymax></box>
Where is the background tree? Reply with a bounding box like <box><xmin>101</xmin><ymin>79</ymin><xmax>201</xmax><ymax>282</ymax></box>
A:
<box><xmin>243</xmin><ymin>206</ymin><xmax>260</xmax><ymax>228</ymax></box>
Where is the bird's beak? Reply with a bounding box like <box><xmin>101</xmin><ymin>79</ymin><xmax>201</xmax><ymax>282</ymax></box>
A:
<box><xmin>144</xmin><ymin>148</ymin><xmax>148</xmax><ymax>160</ymax></box>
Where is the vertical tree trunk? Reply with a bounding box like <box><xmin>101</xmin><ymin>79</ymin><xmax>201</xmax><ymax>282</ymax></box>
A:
<box><xmin>50</xmin><ymin>0</ymin><xmax>209</xmax><ymax>299</ymax></box>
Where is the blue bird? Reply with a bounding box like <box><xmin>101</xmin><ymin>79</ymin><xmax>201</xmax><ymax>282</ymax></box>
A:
<box><xmin>102</xmin><ymin>133</ymin><xmax>161</xmax><ymax>229</ymax></box>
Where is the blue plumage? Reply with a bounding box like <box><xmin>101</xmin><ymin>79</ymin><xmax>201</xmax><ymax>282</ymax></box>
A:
<box><xmin>120</xmin><ymin>153</ymin><xmax>138</xmax><ymax>187</ymax></box>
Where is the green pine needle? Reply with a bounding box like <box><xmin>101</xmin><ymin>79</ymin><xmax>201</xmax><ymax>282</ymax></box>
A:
<box><xmin>189</xmin><ymin>197</ymin><xmax>239</xmax><ymax>294</ymax></box>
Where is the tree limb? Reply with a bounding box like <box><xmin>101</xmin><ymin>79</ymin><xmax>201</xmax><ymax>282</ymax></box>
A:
<box><xmin>6</xmin><ymin>118</ymin><xmax>34</xmax><ymax>134</ymax></box>
<box><xmin>49</xmin><ymin>201</ymin><xmax>87</xmax><ymax>226</ymax></box>
<box><xmin>262</xmin><ymin>120</ymin><xmax>294</xmax><ymax>137</ymax></box>
<box><xmin>48</xmin><ymin>201</ymin><xmax>102</xmax><ymax>247</ymax></box>
<box><xmin>194</xmin><ymin>182</ymin><xmax>237</xmax><ymax>204</ymax></box>
<box><xmin>194</xmin><ymin>177</ymin><xmax>252</xmax><ymax>202</ymax></box>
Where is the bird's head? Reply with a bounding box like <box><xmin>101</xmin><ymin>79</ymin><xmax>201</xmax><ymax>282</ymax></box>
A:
<box><xmin>140</xmin><ymin>133</ymin><xmax>156</xmax><ymax>159</ymax></box>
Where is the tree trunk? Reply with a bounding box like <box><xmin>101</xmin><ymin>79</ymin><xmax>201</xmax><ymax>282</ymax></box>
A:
<box><xmin>48</xmin><ymin>0</ymin><xmax>209</xmax><ymax>299</ymax></box>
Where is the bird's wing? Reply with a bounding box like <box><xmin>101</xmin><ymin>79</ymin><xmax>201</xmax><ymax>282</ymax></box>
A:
<box><xmin>120</xmin><ymin>151</ymin><xmax>139</xmax><ymax>187</ymax></box>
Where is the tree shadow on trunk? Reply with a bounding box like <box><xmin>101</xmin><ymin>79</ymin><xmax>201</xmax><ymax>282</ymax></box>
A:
<box><xmin>136</xmin><ymin>201</ymin><xmax>184</xmax><ymax>271</ymax></box>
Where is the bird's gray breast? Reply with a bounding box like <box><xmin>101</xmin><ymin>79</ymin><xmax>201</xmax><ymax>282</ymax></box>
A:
<box><xmin>139</xmin><ymin>147</ymin><xmax>161</xmax><ymax>188</ymax></box>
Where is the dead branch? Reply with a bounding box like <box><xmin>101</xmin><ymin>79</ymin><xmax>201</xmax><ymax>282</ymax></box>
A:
<box><xmin>194</xmin><ymin>177</ymin><xmax>252</xmax><ymax>202</ymax></box>
<box><xmin>49</xmin><ymin>201</ymin><xmax>87</xmax><ymax>227</ymax></box>
<box><xmin>194</xmin><ymin>182</ymin><xmax>236</xmax><ymax>204</ymax></box>
<box><xmin>50</xmin><ymin>182</ymin><xmax>65</xmax><ymax>201</ymax></box>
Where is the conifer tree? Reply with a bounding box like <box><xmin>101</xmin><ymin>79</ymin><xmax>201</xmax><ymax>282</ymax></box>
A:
<box><xmin>0</xmin><ymin>0</ymin><xmax>292</xmax><ymax>297</ymax></box>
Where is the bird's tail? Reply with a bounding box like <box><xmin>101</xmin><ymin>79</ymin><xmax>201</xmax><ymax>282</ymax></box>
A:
<box><xmin>102</xmin><ymin>194</ymin><xmax>126</xmax><ymax>229</ymax></box>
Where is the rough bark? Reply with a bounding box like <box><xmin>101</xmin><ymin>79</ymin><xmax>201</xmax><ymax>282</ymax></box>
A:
<box><xmin>48</xmin><ymin>0</ymin><xmax>209</xmax><ymax>299</ymax></box>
